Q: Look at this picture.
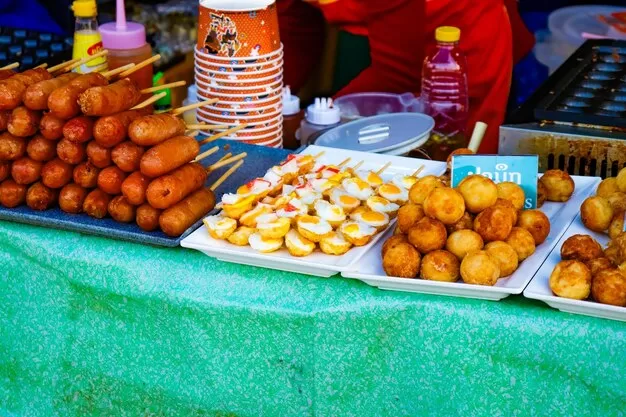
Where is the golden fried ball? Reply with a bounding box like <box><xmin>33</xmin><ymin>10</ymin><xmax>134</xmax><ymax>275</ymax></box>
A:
<box><xmin>549</xmin><ymin>260</ymin><xmax>591</xmax><ymax>300</ymax></box>
<box><xmin>537</xmin><ymin>180</ymin><xmax>548</xmax><ymax>208</ymax></box>
<box><xmin>484</xmin><ymin>241</ymin><xmax>519</xmax><ymax>277</ymax></box>
<box><xmin>560</xmin><ymin>234</ymin><xmax>603</xmax><ymax>263</ymax></box>
<box><xmin>446</xmin><ymin>229</ymin><xmax>484</xmax><ymax>260</ymax></box>
<box><xmin>605</xmin><ymin>243</ymin><xmax>622</xmax><ymax>266</ymax></box>
<box><xmin>397</xmin><ymin>203</ymin><xmax>425</xmax><ymax>234</ymax></box>
<box><xmin>473</xmin><ymin>206</ymin><xmax>514</xmax><ymax>242</ymax></box>
<box><xmin>382</xmin><ymin>234</ymin><xmax>409</xmax><ymax>258</ymax></box>
<box><xmin>409</xmin><ymin>175</ymin><xmax>443</xmax><ymax>205</ymax></box>
<box><xmin>505</xmin><ymin>227</ymin><xmax>536</xmax><ymax>261</ymax></box>
<box><xmin>496</xmin><ymin>182</ymin><xmax>526</xmax><ymax>211</ymax></box>
<box><xmin>592</xmin><ymin>269</ymin><xmax>626</xmax><ymax>306</ymax></box>
<box><xmin>597</xmin><ymin>177</ymin><xmax>620</xmax><ymax>198</ymax></box>
<box><xmin>586</xmin><ymin>257</ymin><xmax>614</xmax><ymax>277</ymax></box>
<box><xmin>457</xmin><ymin>175</ymin><xmax>498</xmax><ymax>213</ymax></box>
<box><xmin>616</xmin><ymin>167</ymin><xmax>626</xmax><ymax>193</ymax></box>
<box><xmin>493</xmin><ymin>198</ymin><xmax>518</xmax><ymax>225</ymax></box>
<box><xmin>383</xmin><ymin>243</ymin><xmax>421</xmax><ymax>278</ymax></box>
<box><xmin>408</xmin><ymin>217</ymin><xmax>447</xmax><ymax>254</ymax></box>
<box><xmin>609</xmin><ymin>211</ymin><xmax>625</xmax><ymax>240</ymax></box>
<box><xmin>446</xmin><ymin>148</ymin><xmax>474</xmax><ymax>169</ymax></box>
<box><xmin>446</xmin><ymin>211</ymin><xmax>474</xmax><ymax>235</ymax></box>
<box><xmin>539</xmin><ymin>170</ymin><xmax>575</xmax><ymax>202</ymax></box>
<box><xmin>516</xmin><ymin>209</ymin><xmax>551</xmax><ymax>245</ymax></box>
<box><xmin>607</xmin><ymin>192</ymin><xmax>626</xmax><ymax>212</ymax></box>
<box><xmin>460</xmin><ymin>250</ymin><xmax>501</xmax><ymax>286</ymax></box>
<box><xmin>420</xmin><ymin>250</ymin><xmax>460</xmax><ymax>282</ymax></box>
<box><xmin>581</xmin><ymin>196</ymin><xmax>614</xmax><ymax>233</ymax></box>
<box><xmin>423</xmin><ymin>187</ymin><xmax>465</xmax><ymax>225</ymax></box>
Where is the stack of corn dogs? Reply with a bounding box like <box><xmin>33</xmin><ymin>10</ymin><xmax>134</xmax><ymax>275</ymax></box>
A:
<box><xmin>0</xmin><ymin>54</ymin><xmax>247</xmax><ymax>237</ymax></box>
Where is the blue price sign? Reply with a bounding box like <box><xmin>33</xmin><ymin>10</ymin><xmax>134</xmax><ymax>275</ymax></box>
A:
<box><xmin>451</xmin><ymin>155</ymin><xmax>539</xmax><ymax>209</ymax></box>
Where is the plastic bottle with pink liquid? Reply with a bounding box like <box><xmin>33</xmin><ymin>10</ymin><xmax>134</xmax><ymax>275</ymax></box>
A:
<box><xmin>420</xmin><ymin>26</ymin><xmax>469</xmax><ymax>161</ymax></box>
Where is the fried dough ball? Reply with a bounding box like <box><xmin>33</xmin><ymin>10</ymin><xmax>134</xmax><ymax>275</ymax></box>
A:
<box><xmin>484</xmin><ymin>241</ymin><xmax>519</xmax><ymax>277</ymax></box>
<box><xmin>496</xmin><ymin>182</ymin><xmax>525</xmax><ymax>211</ymax></box>
<box><xmin>581</xmin><ymin>196</ymin><xmax>613</xmax><ymax>232</ymax></box>
<box><xmin>537</xmin><ymin>180</ymin><xmax>547</xmax><ymax>208</ymax></box>
<box><xmin>607</xmin><ymin>192</ymin><xmax>626</xmax><ymax>212</ymax></box>
<box><xmin>383</xmin><ymin>243</ymin><xmax>421</xmax><ymax>278</ymax></box>
<box><xmin>587</xmin><ymin>258</ymin><xmax>614</xmax><ymax>277</ymax></box>
<box><xmin>446</xmin><ymin>229</ymin><xmax>484</xmax><ymax>260</ymax></box>
<box><xmin>408</xmin><ymin>175</ymin><xmax>443</xmax><ymax>205</ymax></box>
<box><xmin>473</xmin><ymin>206</ymin><xmax>514</xmax><ymax>242</ymax></box>
<box><xmin>605</xmin><ymin>243</ymin><xmax>622</xmax><ymax>266</ymax></box>
<box><xmin>560</xmin><ymin>234</ymin><xmax>603</xmax><ymax>263</ymax></box>
<box><xmin>420</xmin><ymin>250</ymin><xmax>460</xmax><ymax>282</ymax></box>
<box><xmin>457</xmin><ymin>175</ymin><xmax>498</xmax><ymax>213</ymax></box>
<box><xmin>597</xmin><ymin>177</ymin><xmax>619</xmax><ymax>198</ymax></box>
<box><xmin>505</xmin><ymin>227</ymin><xmax>536</xmax><ymax>261</ymax></box>
<box><xmin>446</xmin><ymin>148</ymin><xmax>474</xmax><ymax>170</ymax></box>
<box><xmin>539</xmin><ymin>170</ymin><xmax>575</xmax><ymax>202</ymax></box>
<box><xmin>460</xmin><ymin>250</ymin><xmax>500</xmax><ymax>286</ymax></box>
<box><xmin>423</xmin><ymin>187</ymin><xmax>465</xmax><ymax>225</ymax></box>
<box><xmin>408</xmin><ymin>217</ymin><xmax>447</xmax><ymax>254</ymax></box>
<box><xmin>549</xmin><ymin>260</ymin><xmax>591</xmax><ymax>300</ymax></box>
<box><xmin>446</xmin><ymin>211</ymin><xmax>474</xmax><ymax>234</ymax></box>
<box><xmin>382</xmin><ymin>234</ymin><xmax>409</xmax><ymax>258</ymax></box>
<box><xmin>493</xmin><ymin>198</ymin><xmax>518</xmax><ymax>225</ymax></box>
<box><xmin>609</xmin><ymin>211</ymin><xmax>625</xmax><ymax>240</ymax></box>
<box><xmin>592</xmin><ymin>269</ymin><xmax>626</xmax><ymax>306</ymax></box>
<box><xmin>616</xmin><ymin>167</ymin><xmax>626</xmax><ymax>193</ymax></box>
<box><xmin>397</xmin><ymin>203</ymin><xmax>425</xmax><ymax>234</ymax></box>
<box><xmin>516</xmin><ymin>209</ymin><xmax>551</xmax><ymax>245</ymax></box>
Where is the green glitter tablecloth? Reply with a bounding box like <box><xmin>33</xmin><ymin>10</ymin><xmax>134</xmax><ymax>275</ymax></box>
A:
<box><xmin>0</xmin><ymin>220</ymin><xmax>625</xmax><ymax>417</ymax></box>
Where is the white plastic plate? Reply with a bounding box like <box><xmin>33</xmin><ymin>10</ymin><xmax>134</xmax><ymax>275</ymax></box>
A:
<box><xmin>342</xmin><ymin>175</ymin><xmax>600</xmax><ymax>300</ymax></box>
<box><xmin>180</xmin><ymin>145</ymin><xmax>446</xmax><ymax>277</ymax></box>
<box><xmin>525</xmin><ymin>212</ymin><xmax>626</xmax><ymax>322</ymax></box>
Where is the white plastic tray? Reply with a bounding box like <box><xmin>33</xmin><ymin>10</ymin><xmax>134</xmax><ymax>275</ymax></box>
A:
<box><xmin>525</xmin><ymin>212</ymin><xmax>626</xmax><ymax>322</ymax></box>
<box><xmin>181</xmin><ymin>145</ymin><xmax>447</xmax><ymax>277</ymax></box>
<box><xmin>342</xmin><ymin>175</ymin><xmax>600</xmax><ymax>300</ymax></box>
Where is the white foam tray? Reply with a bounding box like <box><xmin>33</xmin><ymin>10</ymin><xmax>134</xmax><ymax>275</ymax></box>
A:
<box><xmin>525</xmin><ymin>212</ymin><xmax>626</xmax><ymax>322</ymax></box>
<box><xmin>181</xmin><ymin>145</ymin><xmax>446</xmax><ymax>277</ymax></box>
<box><xmin>342</xmin><ymin>175</ymin><xmax>600</xmax><ymax>300</ymax></box>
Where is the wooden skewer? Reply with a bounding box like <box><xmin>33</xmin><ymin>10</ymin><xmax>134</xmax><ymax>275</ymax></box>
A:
<box><xmin>337</xmin><ymin>157</ymin><xmax>351</xmax><ymax>168</ymax></box>
<box><xmin>140</xmin><ymin>80</ymin><xmax>186</xmax><ymax>94</ymax></box>
<box><xmin>102</xmin><ymin>63</ymin><xmax>135</xmax><ymax>79</ymax></box>
<box><xmin>313</xmin><ymin>151</ymin><xmax>325</xmax><ymax>160</ymax></box>
<box><xmin>171</xmin><ymin>99</ymin><xmax>219</xmax><ymax>116</ymax></box>
<box><xmin>188</xmin><ymin>130</ymin><xmax>200</xmax><ymax>137</ymax></box>
<box><xmin>468</xmin><ymin>121</ymin><xmax>487</xmax><ymax>153</ymax></box>
<box><xmin>198</xmin><ymin>124</ymin><xmax>247</xmax><ymax>145</ymax></box>
<box><xmin>119</xmin><ymin>54</ymin><xmax>161</xmax><ymax>78</ymax></box>
<box><xmin>59</xmin><ymin>50</ymin><xmax>109</xmax><ymax>73</ymax></box>
<box><xmin>412</xmin><ymin>165</ymin><xmax>425</xmax><ymax>177</ymax></box>
<box><xmin>210</xmin><ymin>160</ymin><xmax>244</xmax><ymax>192</ymax></box>
<box><xmin>186</xmin><ymin>123</ymin><xmax>231</xmax><ymax>130</ymax></box>
<box><xmin>130</xmin><ymin>92</ymin><xmax>166</xmax><ymax>110</ymax></box>
<box><xmin>351</xmin><ymin>161</ymin><xmax>364</xmax><ymax>171</ymax></box>
<box><xmin>376</xmin><ymin>162</ymin><xmax>391</xmax><ymax>176</ymax></box>
<box><xmin>47</xmin><ymin>57</ymin><xmax>81</xmax><ymax>73</ymax></box>
<box><xmin>217</xmin><ymin>152</ymin><xmax>233</xmax><ymax>163</ymax></box>
<box><xmin>207</xmin><ymin>152</ymin><xmax>247</xmax><ymax>172</ymax></box>
<box><xmin>192</xmin><ymin>146</ymin><xmax>220</xmax><ymax>163</ymax></box>
<box><xmin>35</xmin><ymin>63</ymin><xmax>48</xmax><ymax>69</ymax></box>
<box><xmin>0</xmin><ymin>62</ymin><xmax>19</xmax><ymax>70</ymax></box>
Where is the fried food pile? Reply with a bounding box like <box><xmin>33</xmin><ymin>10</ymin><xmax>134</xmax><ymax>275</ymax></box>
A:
<box><xmin>581</xmin><ymin>167</ymin><xmax>626</xmax><ymax>237</ymax></box>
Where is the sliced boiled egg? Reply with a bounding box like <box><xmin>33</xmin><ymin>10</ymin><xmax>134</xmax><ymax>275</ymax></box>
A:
<box><xmin>378</xmin><ymin>182</ymin><xmax>408</xmax><ymax>203</ymax></box>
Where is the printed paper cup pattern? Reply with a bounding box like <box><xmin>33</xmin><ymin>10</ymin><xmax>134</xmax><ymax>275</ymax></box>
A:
<box><xmin>197</xmin><ymin>0</ymin><xmax>280</xmax><ymax>58</ymax></box>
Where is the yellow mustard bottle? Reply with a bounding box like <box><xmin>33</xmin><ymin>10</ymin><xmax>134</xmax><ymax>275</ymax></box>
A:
<box><xmin>71</xmin><ymin>0</ymin><xmax>108</xmax><ymax>73</ymax></box>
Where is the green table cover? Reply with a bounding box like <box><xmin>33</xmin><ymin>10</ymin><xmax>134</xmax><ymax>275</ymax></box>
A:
<box><xmin>1</xmin><ymin>220</ymin><xmax>625</xmax><ymax>417</ymax></box>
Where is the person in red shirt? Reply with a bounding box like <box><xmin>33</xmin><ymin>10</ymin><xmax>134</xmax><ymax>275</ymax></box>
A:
<box><xmin>277</xmin><ymin>0</ymin><xmax>535</xmax><ymax>155</ymax></box>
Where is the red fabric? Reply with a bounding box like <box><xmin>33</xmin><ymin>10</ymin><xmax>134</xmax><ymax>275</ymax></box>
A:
<box><xmin>278</xmin><ymin>0</ymin><xmax>534</xmax><ymax>154</ymax></box>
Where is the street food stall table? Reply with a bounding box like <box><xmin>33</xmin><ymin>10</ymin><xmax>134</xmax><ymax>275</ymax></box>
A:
<box><xmin>1</xmin><ymin>220</ymin><xmax>624</xmax><ymax>417</ymax></box>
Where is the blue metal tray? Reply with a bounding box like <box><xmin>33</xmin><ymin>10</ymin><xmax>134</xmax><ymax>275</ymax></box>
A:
<box><xmin>0</xmin><ymin>140</ymin><xmax>291</xmax><ymax>247</ymax></box>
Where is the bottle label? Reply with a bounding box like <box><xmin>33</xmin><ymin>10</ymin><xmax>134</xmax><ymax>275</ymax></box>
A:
<box><xmin>72</xmin><ymin>33</ymin><xmax>107</xmax><ymax>73</ymax></box>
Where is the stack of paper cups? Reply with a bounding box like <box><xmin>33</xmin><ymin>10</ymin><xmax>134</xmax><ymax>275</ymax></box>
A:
<box><xmin>195</xmin><ymin>0</ymin><xmax>283</xmax><ymax>148</ymax></box>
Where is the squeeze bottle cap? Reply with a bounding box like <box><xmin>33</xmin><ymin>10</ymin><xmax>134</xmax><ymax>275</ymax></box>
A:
<box><xmin>435</xmin><ymin>26</ymin><xmax>461</xmax><ymax>43</ymax></box>
<box><xmin>72</xmin><ymin>0</ymin><xmax>97</xmax><ymax>17</ymax></box>
<box><xmin>99</xmin><ymin>0</ymin><xmax>147</xmax><ymax>49</ymax></box>
<box><xmin>282</xmin><ymin>86</ymin><xmax>300</xmax><ymax>116</ymax></box>
<box><xmin>305</xmin><ymin>97</ymin><xmax>340</xmax><ymax>125</ymax></box>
